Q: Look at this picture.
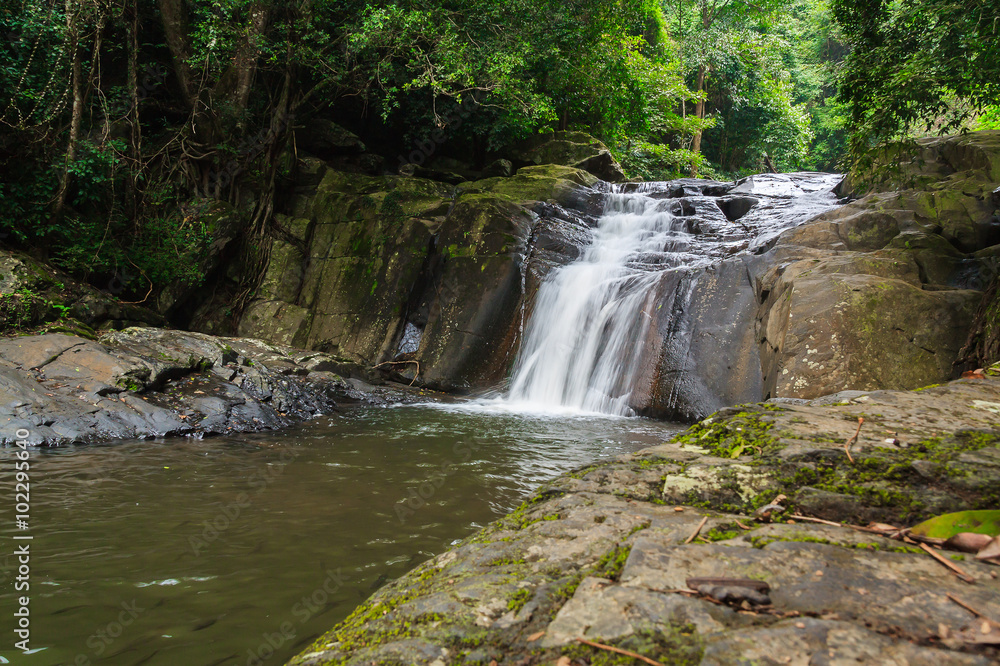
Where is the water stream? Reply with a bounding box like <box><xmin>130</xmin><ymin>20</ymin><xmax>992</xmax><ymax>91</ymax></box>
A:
<box><xmin>0</xmin><ymin>405</ymin><xmax>679</xmax><ymax>665</ymax></box>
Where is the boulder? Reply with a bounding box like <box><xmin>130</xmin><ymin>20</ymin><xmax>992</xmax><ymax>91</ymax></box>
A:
<box><xmin>506</xmin><ymin>131</ymin><xmax>626</xmax><ymax>182</ymax></box>
<box><xmin>747</xmin><ymin>135</ymin><xmax>1000</xmax><ymax>400</ymax></box>
<box><xmin>480</xmin><ymin>158</ymin><xmax>513</xmax><ymax>178</ymax></box>
<box><xmin>0</xmin><ymin>251</ymin><xmax>164</xmax><ymax>336</ymax></box>
<box><xmin>299</xmin><ymin>119</ymin><xmax>366</xmax><ymax>157</ymax></box>
<box><xmin>239</xmin><ymin>170</ymin><xmax>452</xmax><ymax>365</ymax></box>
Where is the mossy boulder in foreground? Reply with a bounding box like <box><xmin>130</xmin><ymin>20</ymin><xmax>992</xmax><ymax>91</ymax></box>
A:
<box><xmin>288</xmin><ymin>375</ymin><xmax>1000</xmax><ymax>665</ymax></box>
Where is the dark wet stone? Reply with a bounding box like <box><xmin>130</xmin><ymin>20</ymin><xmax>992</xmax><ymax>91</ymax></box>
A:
<box><xmin>0</xmin><ymin>328</ymin><xmax>431</xmax><ymax>446</ymax></box>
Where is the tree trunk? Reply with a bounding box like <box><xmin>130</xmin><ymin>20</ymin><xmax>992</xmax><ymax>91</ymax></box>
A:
<box><xmin>690</xmin><ymin>64</ymin><xmax>706</xmax><ymax>176</ymax></box>
<box><xmin>233</xmin><ymin>6</ymin><xmax>270</xmax><ymax>115</ymax></box>
<box><xmin>157</xmin><ymin>0</ymin><xmax>197</xmax><ymax>111</ymax></box>
<box><xmin>125</xmin><ymin>0</ymin><xmax>141</xmax><ymax>218</ymax></box>
<box><xmin>211</xmin><ymin>3</ymin><xmax>270</xmax><ymax>131</ymax></box>
<box><xmin>53</xmin><ymin>1</ymin><xmax>82</xmax><ymax>225</ymax></box>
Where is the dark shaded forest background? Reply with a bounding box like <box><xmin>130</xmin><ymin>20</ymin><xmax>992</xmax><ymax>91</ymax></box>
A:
<box><xmin>1</xmin><ymin>0</ymin><xmax>997</xmax><ymax>302</ymax></box>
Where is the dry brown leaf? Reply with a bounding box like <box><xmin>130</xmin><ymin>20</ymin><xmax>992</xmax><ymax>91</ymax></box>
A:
<box><xmin>955</xmin><ymin>618</ymin><xmax>1000</xmax><ymax>645</ymax></box>
<box><xmin>975</xmin><ymin>535</ymin><xmax>1000</xmax><ymax>565</ymax></box>
<box><xmin>526</xmin><ymin>630</ymin><xmax>545</xmax><ymax>642</ymax></box>
<box><xmin>867</xmin><ymin>522</ymin><xmax>899</xmax><ymax>532</ymax></box>
<box><xmin>556</xmin><ymin>658</ymin><xmax>572</xmax><ymax>666</ymax></box>
<box><xmin>945</xmin><ymin>532</ymin><xmax>994</xmax><ymax>553</ymax></box>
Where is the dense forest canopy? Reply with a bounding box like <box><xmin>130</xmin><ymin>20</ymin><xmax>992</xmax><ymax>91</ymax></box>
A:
<box><xmin>0</xmin><ymin>0</ymin><xmax>996</xmax><ymax>301</ymax></box>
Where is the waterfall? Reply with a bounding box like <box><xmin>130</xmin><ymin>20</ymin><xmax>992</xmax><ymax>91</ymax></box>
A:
<box><xmin>507</xmin><ymin>186</ymin><xmax>700</xmax><ymax>416</ymax></box>
<box><xmin>504</xmin><ymin>173</ymin><xmax>844</xmax><ymax>417</ymax></box>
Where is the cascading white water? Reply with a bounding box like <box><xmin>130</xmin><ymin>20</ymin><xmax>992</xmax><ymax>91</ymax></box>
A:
<box><xmin>506</xmin><ymin>187</ymin><xmax>702</xmax><ymax>416</ymax></box>
<box><xmin>503</xmin><ymin>173</ymin><xmax>844</xmax><ymax>417</ymax></box>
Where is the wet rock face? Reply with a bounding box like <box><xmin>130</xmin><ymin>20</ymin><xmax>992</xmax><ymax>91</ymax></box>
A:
<box><xmin>286</xmin><ymin>376</ymin><xmax>1000</xmax><ymax>666</ymax></box>
<box><xmin>239</xmin><ymin>161</ymin><xmax>602</xmax><ymax>391</ymax></box>
<box><xmin>754</xmin><ymin>132</ymin><xmax>1000</xmax><ymax>402</ymax></box>
<box><xmin>0</xmin><ymin>328</ymin><xmax>423</xmax><ymax>446</ymax></box>
<box><xmin>633</xmin><ymin>133</ymin><xmax>1000</xmax><ymax>416</ymax></box>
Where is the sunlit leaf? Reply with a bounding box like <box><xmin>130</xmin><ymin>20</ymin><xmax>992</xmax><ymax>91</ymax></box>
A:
<box><xmin>909</xmin><ymin>510</ymin><xmax>1000</xmax><ymax>539</ymax></box>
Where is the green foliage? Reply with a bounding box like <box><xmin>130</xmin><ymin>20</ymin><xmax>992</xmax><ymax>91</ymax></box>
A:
<box><xmin>701</xmin><ymin>29</ymin><xmax>815</xmax><ymax>174</ymax></box>
<box><xmin>339</xmin><ymin>0</ymin><xmax>692</xmax><ymax>150</ymax></box>
<box><xmin>615</xmin><ymin>142</ymin><xmax>711</xmax><ymax>181</ymax></box>
<box><xmin>975</xmin><ymin>106</ymin><xmax>1000</xmax><ymax>131</ymax></box>
<box><xmin>665</xmin><ymin>0</ymin><xmax>847</xmax><ymax>174</ymax></box>
<box><xmin>833</xmin><ymin>0</ymin><xmax>1000</xmax><ymax>173</ymax></box>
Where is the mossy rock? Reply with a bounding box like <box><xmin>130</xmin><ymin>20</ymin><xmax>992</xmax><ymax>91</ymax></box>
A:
<box><xmin>459</xmin><ymin>165</ymin><xmax>599</xmax><ymax>207</ymax></box>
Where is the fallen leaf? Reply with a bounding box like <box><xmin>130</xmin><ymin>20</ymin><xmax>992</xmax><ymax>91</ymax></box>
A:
<box><xmin>867</xmin><ymin>522</ymin><xmax>900</xmax><ymax>532</ymax></box>
<box><xmin>527</xmin><ymin>630</ymin><xmax>545</xmax><ymax>642</ymax></box>
<box><xmin>556</xmin><ymin>658</ymin><xmax>572</xmax><ymax>666</ymax></box>
<box><xmin>910</xmin><ymin>510</ymin><xmax>1000</xmax><ymax>540</ymax></box>
<box><xmin>945</xmin><ymin>532</ymin><xmax>993</xmax><ymax>553</ymax></box>
<box><xmin>954</xmin><ymin>618</ymin><xmax>1000</xmax><ymax>645</ymax></box>
<box><xmin>962</xmin><ymin>369</ymin><xmax>986</xmax><ymax>379</ymax></box>
<box><xmin>975</xmin><ymin>535</ymin><xmax>1000</xmax><ymax>565</ymax></box>
<box><xmin>686</xmin><ymin>577</ymin><xmax>771</xmax><ymax>606</ymax></box>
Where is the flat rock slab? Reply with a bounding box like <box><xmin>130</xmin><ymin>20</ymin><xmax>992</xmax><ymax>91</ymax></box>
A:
<box><xmin>288</xmin><ymin>376</ymin><xmax>1000</xmax><ymax>665</ymax></box>
<box><xmin>0</xmin><ymin>328</ymin><xmax>432</xmax><ymax>445</ymax></box>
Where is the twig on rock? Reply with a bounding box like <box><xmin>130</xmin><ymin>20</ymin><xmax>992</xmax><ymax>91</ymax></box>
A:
<box><xmin>372</xmin><ymin>359</ymin><xmax>421</xmax><ymax>386</ymax></box>
<box><xmin>844</xmin><ymin>417</ymin><xmax>864</xmax><ymax>463</ymax></box>
<box><xmin>685</xmin><ymin>516</ymin><xmax>708</xmax><ymax>544</ymax></box>
<box><xmin>790</xmin><ymin>514</ymin><xmax>843</xmax><ymax>528</ymax></box>
<box><xmin>920</xmin><ymin>543</ymin><xmax>975</xmax><ymax>584</ymax></box>
<box><xmin>576</xmin><ymin>638</ymin><xmax>666</xmax><ymax>666</ymax></box>
<box><xmin>947</xmin><ymin>593</ymin><xmax>994</xmax><ymax>619</ymax></box>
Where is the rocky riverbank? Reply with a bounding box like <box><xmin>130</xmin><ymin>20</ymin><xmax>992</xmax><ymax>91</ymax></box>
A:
<box><xmin>0</xmin><ymin>327</ymin><xmax>429</xmax><ymax>446</ymax></box>
<box><xmin>288</xmin><ymin>375</ymin><xmax>1000</xmax><ymax>665</ymax></box>
<box><xmin>5</xmin><ymin>131</ymin><xmax>999</xmax><ymax>417</ymax></box>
